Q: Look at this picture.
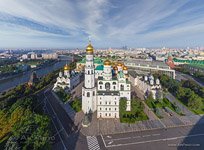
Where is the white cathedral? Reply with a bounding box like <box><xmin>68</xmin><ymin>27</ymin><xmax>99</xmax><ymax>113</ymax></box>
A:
<box><xmin>82</xmin><ymin>42</ymin><xmax>131</xmax><ymax>118</ymax></box>
<box><xmin>53</xmin><ymin>64</ymin><xmax>80</xmax><ymax>92</ymax></box>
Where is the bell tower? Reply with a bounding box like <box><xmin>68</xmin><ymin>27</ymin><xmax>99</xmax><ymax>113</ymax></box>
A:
<box><xmin>82</xmin><ymin>41</ymin><xmax>97</xmax><ymax>114</ymax></box>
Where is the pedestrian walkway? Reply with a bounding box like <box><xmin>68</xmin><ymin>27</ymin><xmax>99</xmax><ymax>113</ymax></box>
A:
<box><xmin>86</xmin><ymin>136</ymin><xmax>100</xmax><ymax>150</ymax></box>
<box><xmin>165</xmin><ymin>92</ymin><xmax>194</xmax><ymax>116</ymax></box>
<box><xmin>166</xmin><ymin>92</ymin><xmax>194</xmax><ymax>116</ymax></box>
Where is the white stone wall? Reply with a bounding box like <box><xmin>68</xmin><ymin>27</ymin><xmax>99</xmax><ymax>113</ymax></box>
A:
<box><xmin>97</xmin><ymin>95</ymin><xmax>120</xmax><ymax>118</ymax></box>
<box><xmin>82</xmin><ymin>87</ymin><xmax>97</xmax><ymax>113</ymax></box>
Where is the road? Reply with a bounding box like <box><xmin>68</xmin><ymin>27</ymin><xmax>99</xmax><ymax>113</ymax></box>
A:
<box><xmin>98</xmin><ymin>123</ymin><xmax>204</xmax><ymax>150</ymax></box>
<box><xmin>176</xmin><ymin>71</ymin><xmax>204</xmax><ymax>87</ymax></box>
<box><xmin>40</xmin><ymin>89</ymin><xmax>88</xmax><ymax>150</ymax></box>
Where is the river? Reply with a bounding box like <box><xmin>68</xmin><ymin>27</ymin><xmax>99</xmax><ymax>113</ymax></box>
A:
<box><xmin>0</xmin><ymin>56</ymin><xmax>72</xmax><ymax>92</ymax></box>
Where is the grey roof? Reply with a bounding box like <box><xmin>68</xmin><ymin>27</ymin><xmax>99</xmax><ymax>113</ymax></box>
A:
<box><xmin>125</xmin><ymin>60</ymin><xmax>169</xmax><ymax>69</ymax></box>
<box><xmin>128</xmin><ymin>70</ymin><xmax>149</xmax><ymax>78</ymax></box>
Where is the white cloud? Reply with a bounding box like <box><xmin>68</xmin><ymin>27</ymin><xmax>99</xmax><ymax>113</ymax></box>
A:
<box><xmin>0</xmin><ymin>0</ymin><xmax>204</xmax><ymax>47</ymax></box>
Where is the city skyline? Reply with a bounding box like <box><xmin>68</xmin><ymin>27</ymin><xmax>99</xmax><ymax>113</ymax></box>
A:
<box><xmin>0</xmin><ymin>0</ymin><xmax>204</xmax><ymax>48</ymax></box>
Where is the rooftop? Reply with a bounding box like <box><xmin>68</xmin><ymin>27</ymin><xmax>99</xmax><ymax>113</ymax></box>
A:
<box><xmin>95</xmin><ymin>65</ymin><xmax>104</xmax><ymax>71</ymax></box>
<box><xmin>125</xmin><ymin>60</ymin><xmax>169</xmax><ymax>69</ymax></box>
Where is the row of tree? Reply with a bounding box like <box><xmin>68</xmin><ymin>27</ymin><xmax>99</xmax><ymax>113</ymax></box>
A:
<box><xmin>0</xmin><ymin>71</ymin><xmax>58</xmax><ymax>110</ymax></box>
<box><xmin>157</xmin><ymin>74</ymin><xmax>204</xmax><ymax>113</ymax></box>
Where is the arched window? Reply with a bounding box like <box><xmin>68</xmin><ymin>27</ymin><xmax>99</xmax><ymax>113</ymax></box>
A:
<box><xmin>120</xmin><ymin>84</ymin><xmax>124</xmax><ymax>91</ymax></box>
<box><xmin>105</xmin><ymin>82</ymin><xmax>111</xmax><ymax>91</ymax></box>
<box><xmin>88</xmin><ymin>70</ymin><xmax>90</xmax><ymax>74</ymax></box>
<box><xmin>113</xmin><ymin>82</ymin><xmax>116</xmax><ymax>85</ymax></box>
<box><xmin>87</xmin><ymin>92</ymin><xmax>90</xmax><ymax>97</ymax></box>
<box><xmin>99</xmin><ymin>81</ymin><xmax>103</xmax><ymax>84</ymax></box>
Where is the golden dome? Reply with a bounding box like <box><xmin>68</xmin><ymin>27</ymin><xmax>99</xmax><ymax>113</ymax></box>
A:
<box><xmin>64</xmin><ymin>64</ymin><xmax>70</xmax><ymax>70</ymax></box>
<box><xmin>86</xmin><ymin>43</ymin><xmax>94</xmax><ymax>54</ymax></box>
<box><xmin>104</xmin><ymin>59</ymin><xmax>111</xmax><ymax>66</ymax></box>
<box><xmin>123</xmin><ymin>66</ymin><xmax>128</xmax><ymax>70</ymax></box>
<box><xmin>117</xmin><ymin>62</ymin><xmax>123</xmax><ymax>67</ymax></box>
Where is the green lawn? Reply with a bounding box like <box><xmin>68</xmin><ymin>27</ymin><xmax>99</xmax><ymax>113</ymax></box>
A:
<box><xmin>70</xmin><ymin>98</ymin><xmax>82</xmax><ymax>112</ymax></box>
<box><xmin>120</xmin><ymin>98</ymin><xmax>148</xmax><ymax>123</ymax></box>
<box><xmin>55</xmin><ymin>90</ymin><xmax>71</xmax><ymax>103</ymax></box>
<box><xmin>146</xmin><ymin>98</ymin><xmax>183</xmax><ymax>116</ymax></box>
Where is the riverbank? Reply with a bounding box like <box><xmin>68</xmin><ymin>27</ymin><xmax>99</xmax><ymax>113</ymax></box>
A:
<box><xmin>0</xmin><ymin>60</ymin><xmax>58</xmax><ymax>82</ymax></box>
<box><xmin>0</xmin><ymin>59</ymin><xmax>71</xmax><ymax>93</ymax></box>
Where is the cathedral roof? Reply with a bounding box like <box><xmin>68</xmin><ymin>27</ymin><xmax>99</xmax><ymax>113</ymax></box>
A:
<box><xmin>86</xmin><ymin>42</ymin><xmax>94</xmax><ymax>54</ymax></box>
<box><xmin>95</xmin><ymin>65</ymin><xmax>104</xmax><ymax>71</ymax></box>
<box><xmin>104</xmin><ymin>60</ymin><xmax>111</xmax><ymax>66</ymax></box>
<box><xmin>64</xmin><ymin>64</ymin><xmax>70</xmax><ymax>70</ymax></box>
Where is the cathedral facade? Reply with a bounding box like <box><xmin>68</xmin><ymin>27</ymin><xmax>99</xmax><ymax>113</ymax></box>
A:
<box><xmin>82</xmin><ymin>42</ymin><xmax>131</xmax><ymax>118</ymax></box>
<box><xmin>53</xmin><ymin>64</ymin><xmax>80</xmax><ymax>91</ymax></box>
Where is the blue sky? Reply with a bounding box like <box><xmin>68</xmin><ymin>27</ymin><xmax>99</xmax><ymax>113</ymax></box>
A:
<box><xmin>0</xmin><ymin>0</ymin><xmax>204</xmax><ymax>48</ymax></box>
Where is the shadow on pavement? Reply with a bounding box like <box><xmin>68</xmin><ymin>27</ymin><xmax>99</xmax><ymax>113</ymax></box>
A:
<box><xmin>178</xmin><ymin>116</ymin><xmax>204</xmax><ymax>150</ymax></box>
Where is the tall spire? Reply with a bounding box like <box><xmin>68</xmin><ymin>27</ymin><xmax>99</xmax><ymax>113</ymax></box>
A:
<box><xmin>88</xmin><ymin>36</ymin><xmax>91</xmax><ymax>44</ymax></box>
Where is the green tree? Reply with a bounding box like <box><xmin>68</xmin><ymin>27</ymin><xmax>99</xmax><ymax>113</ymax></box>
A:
<box><xmin>188</xmin><ymin>94</ymin><xmax>203</xmax><ymax>110</ymax></box>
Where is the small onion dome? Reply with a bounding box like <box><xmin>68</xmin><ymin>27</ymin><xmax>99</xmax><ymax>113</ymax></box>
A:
<box><xmin>125</xmin><ymin>74</ymin><xmax>129</xmax><ymax>78</ymax></box>
<box><xmin>113</xmin><ymin>66</ymin><xmax>118</xmax><ymax>70</ymax></box>
<box><xmin>64</xmin><ymin>64</ymin><xmax>70</xmax><ymax>70</ymax></box>
<box><xmin>112</xmin><ymin>62</ymin><xmax>116</xmax><ymax>66</ymax></box>
<box><xmin>104</xmin><ymin>59</ymin><xmax>111</xmax><ymax>66</ymax></box>
<box><xmin>86</xmin><ymin>43</ymin><xmax>94</xmax><ymax>54</ymax></box>
<box><xmin>123</xmin><ymin>66</ymin><xmax>128</xmax><ymax>70</ymax></box>
<box><xmin>117</xmin><ymin>62</ymin><xmax>123</xmax><ymax>67</ymax></box>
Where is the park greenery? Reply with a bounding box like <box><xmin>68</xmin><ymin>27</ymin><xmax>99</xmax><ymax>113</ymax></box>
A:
<box><xmin>0</xmin><ymin>96</ymin><xmax>51</xmax><ymax>150</ymax></box>
<box><xmin>0</xmin><ymin>70</ymin><xmax>59</xmax><ymax>149</ymax></box>
<box><xmin>119</xmin><ymin>98</ymin><xmax>148</xmax><ymax>123</ymax></box>
<box><xmin>176</xmin><ymin>67</ymin><xmax>204</xmax><ymax>83</ymax></box>
<box><xmin>70</xmin><ymin>98</ymin><xmax>82</xmax><ymax>112</ymax></box>
<box><xmin>156</xmin><ymin>74</ymin><xmax>204</xmax><ymax>114</ymax></box>
<box><xmin>55</xmin><ymin>89</ymin><xmax>71</xmax><ymax>103</ymax></box>
<box><xmin>146</xmin><ymin>94</ymin><xmax>183</xmax><ymax>118</ymax></box>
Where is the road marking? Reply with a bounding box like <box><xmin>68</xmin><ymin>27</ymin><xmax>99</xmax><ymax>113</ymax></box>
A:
<box><xmin>105</xmin><ymin>133</ymin><xmax>204</xmax><ymax>148</ymax></box>
<box><xmin>132</xmin><ymin>136</ymin><xmax>141</xmax><ymax>139</ymax></box>
<box><xmin>108</xmin><ymin>141</ymin><xmax>113</xmax><ymax>145</ymax></box>
<box><xmin>143</xmin><ymin>135</ymin><xmax>150</xmax><ymax>137</ymax></box>
<box><xmin>104</xmin><ymin>137</ymin><xmax>131</xmax><ymax>141</ymax></box>
<box><xmin>101</xmin><ymin>134</ymin><xmax>106</xmax><ymax>147</ymax></box>
<box><xmin>44</xmin><ymin>92</ymin><xmax>67</xmax><ymax>150</ymax></box>
<box><xmin>152</xmin><ymin>134</ymin><xmax>160</xmax><ymax>136</ymax></box>
<box><xmin>87</xmin><ymin>136</ymin><xmax>100</xmax><ymax>150</ymax></box>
